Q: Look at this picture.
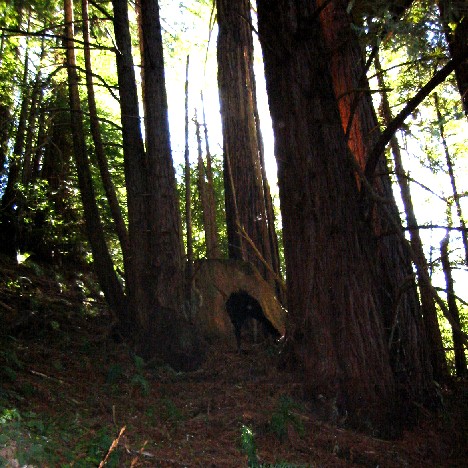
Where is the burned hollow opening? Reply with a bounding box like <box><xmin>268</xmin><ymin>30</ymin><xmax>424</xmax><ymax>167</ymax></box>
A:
<box><xmin>225</xmin><ymin>290</ymin><xmax>280</xmax><ymax>352</ymax></box>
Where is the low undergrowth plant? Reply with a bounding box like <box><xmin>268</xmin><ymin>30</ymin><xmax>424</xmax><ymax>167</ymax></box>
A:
<box><xmin>269</xmin><ymin>395</ymin><xmax>305</xmax><ymax>442</ymax></box>
<box><xmin>240</xmin><ymin>424</ymin><xmax>259</xmax><ymax>467</ymax></box>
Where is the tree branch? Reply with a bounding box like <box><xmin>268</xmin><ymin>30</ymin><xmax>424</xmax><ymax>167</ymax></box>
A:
<box><xmin>365</xmin><ymin>50</ymin><xmax>468</xmax><ymax>181</ymax></box>
<box><xmin>0</xmin><ymin>27</ymin><xmax>115</xmax><ymax>51</ymax></box>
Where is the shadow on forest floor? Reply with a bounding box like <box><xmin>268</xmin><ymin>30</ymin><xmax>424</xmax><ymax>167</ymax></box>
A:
<box><xmin>1</xmin><ymin>256</ymin><xmax>467</xmax><ymax>466</ymax></box>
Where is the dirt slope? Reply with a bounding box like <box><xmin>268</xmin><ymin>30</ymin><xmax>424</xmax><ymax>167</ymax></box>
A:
<box><xmin>1</xmin><ymin>257</ymin><xmax>467</xmax><ymax>466</ymax></box>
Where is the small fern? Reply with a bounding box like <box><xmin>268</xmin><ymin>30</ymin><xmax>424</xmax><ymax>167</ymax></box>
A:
<box><xmin>240</xmin><ymin>424</ymin><xmax>259</xmax><ymax>467</ymax></box>
<box><xmin>270</xmin><ymin>395</ymin><xmax>305</xmax><ymax>442</ymax></box>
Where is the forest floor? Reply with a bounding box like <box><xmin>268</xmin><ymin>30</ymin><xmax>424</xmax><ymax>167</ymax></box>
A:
<box><xmin>1</xmin><ymin>256</ymin><xmax>468</xmax><ymax>467</ymax></box>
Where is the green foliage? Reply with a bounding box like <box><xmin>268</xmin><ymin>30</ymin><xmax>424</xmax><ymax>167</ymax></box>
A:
<box><xmin>106</xmin><ymin>355</ymin><xmax>151</xmax><ymax>395</ymax></box>
<box><xmin>240</xmin><ymin>421</ymin><xmax>308</xmax><ymax>467</ymax></box>
<box><xmin>70</xmin><ymin>426</ymin><xmax>121</xmax><ymax>467</ymax></box>
<box><xmin>145</xmin><ymin>397</ymin><xmax>184</xmax><ymax>426</ymax></box>
<box><xmin>158</xmin><ymin>397</ymin><xmax>184</xmax><ymax>423</ymax></box>
<box><xmin>240</xmin><ymin>424</ymin><xmax>259</xmax><ymax>467</ymax></box>
<box><xmin>0</xmin><ymin>347</ymin><xmax>22</xmax><ymax>384</ymax></box>
<box><xmin>0</xmin><ymin>408</ymin><xmax>53</xmax><ymax>466</ymax></box>
<box><xmin>269</xmin><ymin>396</ymin><xmax>305</xmax><ymax>442</ymax></box>
<box><xmin>131</xmin><ymin>354</ymin><xmax>150</xmax><ymax>396</ymax></box>
<box><xmin>106</xmin><ymin>363</ymin><xmax>124</xmax><ymax>385</ymax></box>
<box><xmin>177</xmin><ymin>156</ymin><xmax>228</xmax><ymax>258</ymax></box>
<box><xmin>0</xmin><ymin>406</ymin><xmax>121</xmax><ymax>466</ymax></box>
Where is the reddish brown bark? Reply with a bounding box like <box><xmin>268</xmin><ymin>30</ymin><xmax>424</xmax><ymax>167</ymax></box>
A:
<box><xmin>112</xmin><ymin>0</ymin><xmax>204</xmax><ymax>370</ymax></box>
<box><xmin>258</xmin><ymin>0</ymin><xmax>397</xmax><ymax>433</ymax></box>
<box><xmin>216</xmin><ymin>0</ymin><xmax>277</xmax><ymax>284</ymax></box>
<box><xmin>318</xmin><ymin>0</ymin><xmax>436</xmax><ymax>398</ymax></box>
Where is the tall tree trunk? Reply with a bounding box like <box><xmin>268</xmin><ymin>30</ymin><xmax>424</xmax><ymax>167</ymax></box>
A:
<box><xmin>438</xmin><ymin>0</ymin><xmax>468</xmax><ymax>117</ymax></box>
<box><xmin>184</xmin><ymin>55</ymin><xmax>194</xmax><ymax>310</ymax></box>
<box><xmin>0</xmin><ymin>103</ymin><xmax>9</xmax><ymax>175</ymax></box>
<box><xmin>440</xmin><ymin>233</ymin><xmax>467</xmax><ymax>377</ymax></box>
<box><xmin>112</xmin><ymin>0</ymin><xmax>204</xmax><ymax>370</ymax></box>
<box><xmin>0</xmin><ymin>42</ymin><xmax>30</xmax><ymax>257</ymax></box>
<box><xmin>216</xmin><ymin>0</ymin><xmax>275</xmax><ymax>283</ymax></box>
<box><xmin>200</xmin><ymin>91</ymin><xmax>221</xmax><ymax>259</ymax></box>
<box><xmin>81</xmin><ymin>0</ymin><xmax>130</xmax><ymax>272</ymax></box>
<box><xmin>375</xmin><ymin>54</ymin><xmax>448</xmax><ymax>381</ymax></box>
<box><xmin>317</xmin><ymin>0</ymin><xmax>435</xmax><ymax>403</ymax></box>
<box><xmin>22</xmin><ymin>35</ymin><xmax>45</xmax><ymax>187</ymax></box>
<box><xmin>433</xmin><ymin>92</ymin><xmax>468</xmax><ymax>265</ymax></box>
<box><xmin>195</xmin><ymin>112</ymin><xmax>208</xmax><ymax>251</ymax></box>
<box><xmin>64</xmin><ymin>0</ymin><xmax>130</xmax><ymax>330</ymax></box>
<box><xmin>111</xmin><ymin>0</ymin><xmax>148</xmax><ymax>337</ymax></box>
<box><xmin>252</xmin><ymin>71</ymin><xmax>284</xmax><ymax>298</ymax></box>
<box><xmin>257</xmin><ymin>0</ymin><xmax>397</xmax><ymax>434</ymax></box>
<box><xmin>30</xmin><ymin>102</ymin><xmax>47</xmax><ymax>181</ymax></box>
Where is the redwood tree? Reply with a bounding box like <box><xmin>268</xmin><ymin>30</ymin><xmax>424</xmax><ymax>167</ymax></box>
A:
<box><xmin>216</xmin><ymin>0</ymin><xmax>279</xmax><ymax>285</ymax></box>
<box><xmin>112</xmin><ymin>0</ymin><xmax>204</xmax><ymax>370</ymax></box>
<box><xmin>316</xmin><ymin>0</ymin><xmax>439</xmax><ymax>391</ymax></box>
<box><xmin>257</xmin><ymin>0</ymin><xmax>399</xmax><ymax>433</ymax></box>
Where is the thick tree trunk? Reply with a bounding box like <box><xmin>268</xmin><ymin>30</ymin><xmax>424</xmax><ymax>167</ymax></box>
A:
<box><xmin>111</xmin><ymin>0</ymin><xmax>148</xmax><ymax>333</ymax></box>
<box><xmin>64</xmin><ymin>0</ymin><xmax>130</xmax><ymax>330</ymax></box>
<box><xmin>257</xmin><ymin>0</ymin><xmax>397</xmax><ymax>434</ymax></box>
<box><xmin>375</xmin><ymin>54</ymin><xmax>448</xmax><ymax>382</ymax></box>
<box><xmin>317</xmin><ymin>0</ymin><xmax>436</xmax><ymax>403</ymax></box>
<box><xmin>216</xmin><ymin>0</ymin><xmax>275</xmax><ymax>284</ymax></box>
<box><xmin>112</xmin><ymin>0</ymin><xmax>204</xmax><ymax>370</ymax></box>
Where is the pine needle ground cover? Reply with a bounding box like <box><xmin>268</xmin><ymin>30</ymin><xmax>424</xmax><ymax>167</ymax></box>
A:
<box><xmin>1</xmin><ymin>257</ymin><xmax>467</xmax><ymax>467</ymax></box>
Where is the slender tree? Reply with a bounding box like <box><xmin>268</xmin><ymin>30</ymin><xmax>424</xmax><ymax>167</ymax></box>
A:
<box><xmin>375</xmin><ymin>53</ymin><xmax>448</xmax><ymax>381</ymax></box>
<box><xmin>438</xmin><ymin>0</ymin><xmax>468</xmax><ymax>116</ymax></box>
<box><xmin>0</xmin><ymin>37</ymin><xmax>30</xmax><ymax>257</ymax></box>
<box><xmin>63</xmin><ymin>0</ymin><xmax>129</xmax><ymax>328</ymax></box>
<box><xmin>184</xmin><ymin>55</ymin><xmax>194</xmax><ymax>305</ymax></box>
<box><xmin>81</xmin><ymin>0</ymin><xmax>130</xmax><ymax>271</ymax></box>
<box><xmin>433</xmin><ymin>92</ymin><xmax>468</xmax><ymax>265</ymax></box>
<box><xmin>200</xmin><ymin>91</ymin><xmax>221</xmax><ymax>259</ymax></box>
<box><xmin>440</xmin><ymin>232</ymin><xmax>467</xmax><ymax>376</ymax></box>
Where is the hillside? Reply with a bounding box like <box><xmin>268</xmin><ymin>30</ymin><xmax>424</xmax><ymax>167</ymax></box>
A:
<box><xmin>1</xmin><ymin>256</ymin><xmax>467</xmax><ymax>467</ymax></box>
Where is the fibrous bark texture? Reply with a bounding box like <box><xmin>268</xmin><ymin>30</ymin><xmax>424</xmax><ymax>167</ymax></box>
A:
<box><xmin>217</xmin><ymin>0</ymin><xmax>277</xmax><ymax>285</ymax></box>
<box><xmin>318</xmin><ymin>0</ymin><xmax>436</xmax><ymax>400</ymax></box>
<box><xmin>258</xmin><ymin>0</ymin><xmax>398</xmax><ymax>434</ymax></box>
